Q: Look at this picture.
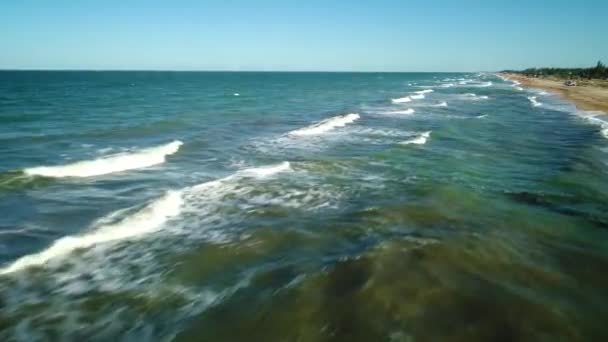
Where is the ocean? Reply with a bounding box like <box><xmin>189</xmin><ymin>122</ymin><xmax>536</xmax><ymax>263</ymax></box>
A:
<box><xmin>1</xmin><ymin>71</ymin><xmax>607</xmax><ymax>341</ymax></box>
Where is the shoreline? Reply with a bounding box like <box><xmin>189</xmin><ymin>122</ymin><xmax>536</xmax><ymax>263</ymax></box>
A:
<box><xmin>498</xmin><ymin>73</ymin><xmax>608</xmax><ymax>113</ymax></box>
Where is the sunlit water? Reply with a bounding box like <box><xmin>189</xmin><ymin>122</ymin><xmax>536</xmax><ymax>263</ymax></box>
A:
<box><xmin>1</xmin><ymin>71</ymin><xmax>607</xmax><ymax>341</ymax></box>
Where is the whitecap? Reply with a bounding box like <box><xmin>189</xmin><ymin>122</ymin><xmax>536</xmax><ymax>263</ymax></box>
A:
<box><xmin>353</xmin><ymin>127</ymin><xmax>413</xmax><ymax>137</ymax></box>
<box><xmin>190</xmin><ymin>161</ymin><xmax>292</xmax><ymax>192</ymax></box>
<box><xmin>462</xmin><ymin>93</ymin><xmax>488</xmax><ymax>101</ymax></box>
<box><xmin>410</xmin><ymin>94</ymin><xmax>425</xmax><ymax>100</ymax></box>
<box><xmin>1</xmin><ymin>161</ymin><xmax>294</xmax><ymax>275</ymax></box>
<box><xmin>432</xmin><ymin>101</ymin><xmax>448</xmax><ymax>107</ymax></box>
<box><xmin>288</xmin><ymin>113</ymin><xmax>360</xmax><ymax>137</ymax></box>
<box><xmin>24</xmin><ymin>141</ymin><xmax>183</xmax><ymax>178</ymax></box>
<box><xmin>238</xmin><ymin>161</ymin><xmax>292</xmax><ymax>178</ymax></box>
<box><xmin>579</xmin><ymin>113</ymin><xmax>608</xmax><ymax>140</ymax></box>
<box><xmin>391</xmin><ymin>96</ymin><xmax>412</xmax><ymax>104</ymax></box>
<box><xmin>0</xmin><ymin>191</ymin><xmax>184</xmax><ymax>275</ymax></box>
<box><xmin>400</xmin><ymin>131</ymin><xmax>431</xmax><ymax>145</ymax></box>
<box><xmin>383</xmin><ymin>109</ymin><xmax>415</xmax><ymax>115</ymax></box>
<box><xmin>528</xmin><ymin>96</ymin><xmax>542</xmax><ymax>107</ymax></box>
<box><xmin>415</xmin><ymin>89</ymin><xmax>434</xmax><ymax>95</ymax></box>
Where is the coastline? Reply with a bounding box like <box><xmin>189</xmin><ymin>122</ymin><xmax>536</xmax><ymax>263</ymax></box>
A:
<box><xmin>498</xmin><ymin>73</ymin><xmax>608</xmax><ymax>113</ymax></box>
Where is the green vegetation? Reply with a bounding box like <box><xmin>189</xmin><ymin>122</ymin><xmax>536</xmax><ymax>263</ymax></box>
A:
<box><xmin>504</xmin><ymin>61</ymin><xmax>608</xmax><ymax>80</ymax></box>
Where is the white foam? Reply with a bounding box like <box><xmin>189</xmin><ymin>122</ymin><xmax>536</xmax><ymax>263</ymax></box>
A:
<box><xmin>463</xmin><ymin>93</ymin><xmax>488</xmax><ymax>101</ymax></box>
<box><xmin>191</xmin><ymin>161</ymin><xmax>292</xmax><ymax>193</ymax></box>
<box><xmin>1</xmin><ymin>161</ymin><xmax>295</xmax><ymax>275</ymax></box>
<box><xmin>580</xmin><ymin>114</ymin><xmax>608</xmax><ymax>140</ymax></box>
<box><xmin>0</xmin><ymin>191</ymin><xmax>184</xmax><ymax>275</ymax></box>
<box><xmin>441</xmin><ymin>83</ymin><xmax>455</xmax><ymax>88</ymax></box>
<box><xmin>384</xmin><ymin>109</ymin><xmax>415</xmax><ymax>115</ymax></box>
<box><xmin>391</xmin><ymin>96</ymin><xmax>412</xmax><ymax>104</ymax></box>
<box><xmin>528</xmin><ymin>96</ymin><xmax>542</xmax><ymax>107</ymax></box>
<box><xmin>415</xmin><ymin>89</ymin><xmax>434</xmax><ymax>95</ymax></box>
<box><xmin>238</xmin><ymin>161</ymin><xmax>292</xmax><ymax>178</ymax></box>
<box><xmin>410</xmin><ymin>94</ymin><xmax>425</xmax><ymax>100</ymax></box>
<box><xmin>432</xmin><ymin>101</ymin><xmax>448</xmax><ymax>107</ymax></box>
<box><xmin>400</xmin><ymin>131</ymin><xmax>431</xmax><ymax>145</ymax></box>
<box><xmin>476</xmin><ymin>114</ymin><xmax>488</xmax><ymax>119</ymax></box>
<box><xmin>233</xmin><ymin>93</ymin><xmax>240</xmax><ymax>96</ymax></box>
<box><xmin>353</xmin><ymin>127</ymin><xmax>413</xmax><ymax>137</ymax></box>
<box><xmin>477</xmin><ymin>81</ymin><xmax>493</xmax><ymax>87</ymax></box>
<box><xmin>24</xmin><ymin>141</ymin><xmax>183</xmax><ymax>178</ymax></box>
<box><xmin>288</xmin><ymin>114</ymin><xmax>360</xmax><ymax>137</ymax></box>
<box><xmin>515</xmin><ymin>87</ymin><xmax>524</xmax><ymax>91</ymax></box>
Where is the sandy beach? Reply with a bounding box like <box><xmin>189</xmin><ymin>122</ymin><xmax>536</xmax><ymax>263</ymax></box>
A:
<box><xmin>499</xmin><ymin>73</ymin><xmax>608</xmax><ymax>113</ymax></box>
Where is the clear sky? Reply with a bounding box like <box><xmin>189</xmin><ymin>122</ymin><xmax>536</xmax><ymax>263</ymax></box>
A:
<box><xmin>1</xmin><ymin>0</ymin><xmax>606</xmax><ymax>72</ymax></box>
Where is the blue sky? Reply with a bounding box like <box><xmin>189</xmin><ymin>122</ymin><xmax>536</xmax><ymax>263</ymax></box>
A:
<box><xmin>1</xmin><ymin>0</ymin><xmax>606</xmax><ymax>71</ymax></box>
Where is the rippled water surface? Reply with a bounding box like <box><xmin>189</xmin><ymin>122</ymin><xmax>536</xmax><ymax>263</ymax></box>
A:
<box><xmin>1</xmin><ymin>71</ymin><xmax>608</xmax><ymax>341</ymax></box>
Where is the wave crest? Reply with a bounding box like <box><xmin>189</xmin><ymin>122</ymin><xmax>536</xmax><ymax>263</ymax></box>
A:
<box><xmin>288</xmin><ymin>114</ymin><xmax>360</xmax><ymax>136</ymax></box>
<box><xmin>383</xmin><ymin>109</ymin><xmax>415</xmax><ymax>115</ymax></box>
<box><xmin>391</xmin><ymin>96</ymin><xmax>412</xmax><ymax>104</ymax></box>
<box><xmin>24</xmin><ymin>141</ymin><xmax>183</xmax><ymax>178</ymax></box>
<box><xmin>400</xmin><ymin>131</ymin><xmax>431</xmax><ymax>145</ymax></box>
<box><xmin>0</xmin><ymin>191</ymin><xmax>183</xmax><ymax>275</ymax></box>
<box><xmin>1</xmin><ymin>161</ymin><xmax>293</xmax><ymax>275</ymax></box>
<box><xmin>528</xmin><ymin>96</ymin><xmax>542</xmax><ymax>107</ymax></box>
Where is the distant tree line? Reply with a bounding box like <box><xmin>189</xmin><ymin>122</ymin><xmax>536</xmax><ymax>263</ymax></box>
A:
<box><xmin>504</xmin><ymin>61</ymin><xmax>608</xmax><ymax>80</ymax></box>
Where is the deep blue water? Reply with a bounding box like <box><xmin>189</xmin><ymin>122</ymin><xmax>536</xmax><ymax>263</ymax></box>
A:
<box><xmin>1</xmin><ymin>71</ymin><xmax>608</xmax><ymax>341</ymax></box>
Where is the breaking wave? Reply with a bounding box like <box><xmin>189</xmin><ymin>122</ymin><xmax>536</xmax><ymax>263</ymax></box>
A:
<box><xmin>0</xmin><ymin>191</ymin><xmax>184</xmax><ymax>275</ymax></box>
<box><xmin>288</xmin><ymin>114</ymin><xmax>360</xmax><ymax>136</ymax></box>
<box><xmin>410</xmin><ymin>94</ymin><xmax>425</xmax><ymax>100</ymax></box>
<box><xmin>528</xmin><ymin>96</ymin><xmax>542</xmax><ymax>107</ymax></box>
<box><xmin>0</xmin><ymin>161</ymin><xmax>293</xmax><ymax>275</ymax></box>
<box><xmin>383</xmin><ymin>109</ymin><xmax>415</xmax><ymax>115</ymax></box>
<box><xmin>400</xmin><ymin>131</ymin><xmax>431</xmax><ymax>145</ymax></box>
<box><xmin>391</xmin><ymin>96</ymin><xmax>412</xmax><ymax>104</ymax></box>
<box><xmin>578</xmin><ymin>112</ymin><xmax>608</xmax><ymax>139</ymax></box>
<box><xmin>24</xmin><ymin>141</ymin><xmax>183</xmax><ymax>178</ymax></box>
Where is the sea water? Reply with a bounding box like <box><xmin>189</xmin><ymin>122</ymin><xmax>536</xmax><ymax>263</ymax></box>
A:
<box><xmin>1</xmin><ymin>71</ymin><xmax>607</xmax><ymax>340</ymax></box>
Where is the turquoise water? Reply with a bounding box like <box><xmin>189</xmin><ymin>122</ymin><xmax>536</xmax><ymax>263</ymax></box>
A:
<box><xmin>1</xmin><ymin>71</ymin><xmax>608</xmax><ymax>341</ymax></box>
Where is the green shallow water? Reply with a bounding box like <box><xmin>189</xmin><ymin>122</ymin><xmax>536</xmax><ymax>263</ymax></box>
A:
<box><xmin>0</xmin><ymin>71</ymin><xmax>607</xmax><ymax>341</ymax></box>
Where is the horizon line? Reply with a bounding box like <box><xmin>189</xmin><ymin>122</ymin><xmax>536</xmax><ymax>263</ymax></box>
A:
<box><xmin>0</xmin><ymin>68</ymin><xmax>492</xmax><ymax>73</ymax></box>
